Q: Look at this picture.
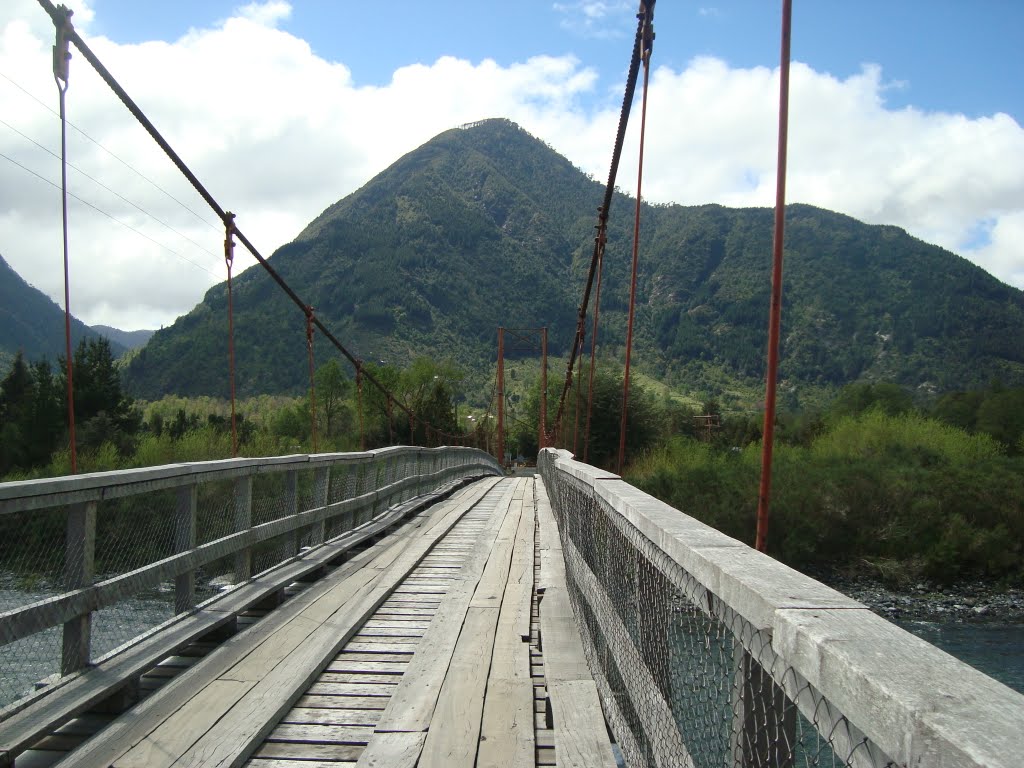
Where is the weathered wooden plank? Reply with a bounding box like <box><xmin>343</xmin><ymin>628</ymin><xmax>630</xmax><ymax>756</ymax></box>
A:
<box><xmin>476</xmin><ymin>678</ymin><xmax>535</xmax><ymax>768</ymax></box>
<box><xmin>549</xmin><ymin>680</ymin><xmax>617</xmax><ymax>768</ymax></box>
<box><xmin>250</xmin><ymin>759</ymin><xmax>355</xmax><ymax>768</ymax></box>
<box><xmin>252</xmin><ymin>740</ymin><xmax>362</xmax><ymax>762</ymax></box>
<box><xmin>362</xmin><ymin>620</ymin><xmax>432</xmax><ymax>630</ymax></box>
<box><xmin>112</xmin><ymin>679</ymin><xmax>255</xmax><ymax>768</ymax></box>
<box><xmin>417</xmin><ymin>606</ymin><xmax>500</xmax><ymax>768</ymax></box>
<box><xmin>307</xmin><ymin>682</ymin><xmax>398</xmax><ymax>697</ymax></box>
<box><xmin>293</xmin><ymin>695</ymin><xmax>388</xmax><ymax>710</ymax></box>
<box><xmin>266</xmin><ymin>723</ymin><xmax>374</xmax><ymax>744</ymax></box>
<box><xmin>281</xmin><ymin>707</ymin><xmax>379</xmax><ymax>726</ymax></box>
<box><xmin>326</xmin><ymin>659</ymin><xmax>409</xmax><ymax>673</ymax></box>
<box><xmin>354</xmin><ymin>731</ymin><xmax>426</xmax><ymax>768</ymax></box>
<box><xmin>318</xmin><ymin>672</ymin><xmax>403</xmax><ymax>685</ymax></box>
<box><xmin>342</xmin><ymin>642</ymin><xmax>416</xmax><ymax>654</ymax></box>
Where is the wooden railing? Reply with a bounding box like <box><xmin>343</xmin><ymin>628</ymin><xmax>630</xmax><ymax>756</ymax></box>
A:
<box><xmin>0</xmin><ymin>447</ymin><xmax>501</xmax><ymax>707</ymax></box>
<box><xmin>538</xmin><ymin>448</ymin><xmax>1024</xmax><ymax>768</ymax></box>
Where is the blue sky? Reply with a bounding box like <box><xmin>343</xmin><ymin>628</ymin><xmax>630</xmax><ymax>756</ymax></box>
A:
<box><xmin>1</xmin><ymin>1</ymin><xmax>1022</xmax><ymax>330</ymax></box>
<box><xmin>86</xmin><ymin>0</ymin><xmax>1023</xmax><ymax>123</ymax></box>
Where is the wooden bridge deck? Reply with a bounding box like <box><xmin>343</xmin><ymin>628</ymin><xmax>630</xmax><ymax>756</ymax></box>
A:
<box><xmin>33</xmin><ymin>476</ymin><xmax>616</xmax><ymax>768</ymax></box>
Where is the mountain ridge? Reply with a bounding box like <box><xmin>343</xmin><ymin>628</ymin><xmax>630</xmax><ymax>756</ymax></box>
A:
<box><xmin>0</xmin><ymin>254</ymin><xmax>127</xmax><ymax>368</ymax></box>
<box><xmin>122</xmin><ymin>118</ymin><xmax>1024</xmax><ymax>404</ymax></box>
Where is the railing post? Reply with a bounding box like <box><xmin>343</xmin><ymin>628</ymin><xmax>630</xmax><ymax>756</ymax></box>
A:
<box><xmin>233</xmin><ymin>474</ymin><xmax>253</xmax><ymax>583</ymax></box>
<box><xmin>309</xmin><ymin>465</ymin><xmax>329</xmax><ymax>546</ymax></box>
<box><xmin>731</xmin><ymin>643</ymin><xmax>796</xmax><ymax>768</ymax></box>
<box><xmin>174</xmin><ymin>483</ymin><xmax>198</xmax><ymax>614</ymax></box>
<box><xmin>62</xmin><ymin>500</ymin><xmax>96</xmax><ymax>674</ymax></box>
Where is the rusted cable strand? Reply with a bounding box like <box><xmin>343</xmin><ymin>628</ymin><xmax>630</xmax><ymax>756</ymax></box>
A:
<box><xmin>552</xmin><ymin>4</ymin><xmax>647</xmax><ymax>432</ymax></box>
<box><xmin>583</xmin><ymin>224</ymin><xmax>607</xmax><ymax>462</ymax></box>
<box><xmin>51</xmin><ymin>4</ymin><xmax>77</xmax><ymax>472</ymax></box>
<box><xmin>224</xmin><ymin>214</ymin><xmax>238</xmax><ymax>456</ymax></box>
<box><xmin>617</xmin><ymin>4</ymin><xmax>655</xmax><ymax>475</ymax></box>
<box><xmin>305</xmin><ymin>307</ymin><xmax>319</xmax><ymax>453</ymax></box>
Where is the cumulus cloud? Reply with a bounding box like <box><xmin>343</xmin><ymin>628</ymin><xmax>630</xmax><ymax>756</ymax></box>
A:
<box><xmin>0</xmin><ymin>0</ymin><xmax>1021</xmax><ymax>332</ymax></box>
<box><xmin>553</xmin><ymin>1</ymin><xmax>633</xmax><ymax>39</ymax></box>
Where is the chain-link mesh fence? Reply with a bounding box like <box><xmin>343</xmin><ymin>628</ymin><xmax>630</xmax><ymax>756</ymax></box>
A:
<box><xmin>0</xmin><ymin>447</ymin><xmax>501</xmax><ymax>709</ymax></box>
<box><xmin>538</xmin><ymin>450</ymin><xmax>898</xmax><ymax>768</ymax></box>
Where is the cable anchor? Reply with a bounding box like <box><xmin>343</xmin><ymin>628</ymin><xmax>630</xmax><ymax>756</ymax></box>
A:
<box><xmin>52</xmin><ymin>5</ymin><xmax>73</xmax><ymax>89</ymax></box>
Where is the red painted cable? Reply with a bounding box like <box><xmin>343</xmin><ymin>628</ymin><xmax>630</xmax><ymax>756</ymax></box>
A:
<box><xmin>224</xmin><ymin>214</ymin><xmax>238</xmax><ymax>457</ymax></box>
<box><xmin>618</xmin><ymin>7</ymin><xmax>654</xmax><ymax>475</ymax></box>
<box><xmin>305</xmin><ymin>308</ymin><xmax>318</xmax><ymax>453</ymax></box>
<box><xmin>756</xmin><ymin>0</ymin><xmax>793</xmax><ymax>553</ymax></box>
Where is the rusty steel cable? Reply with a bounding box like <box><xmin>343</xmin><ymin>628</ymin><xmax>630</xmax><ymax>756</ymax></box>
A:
<box><xmin>756</xmin><ymin>0</ymin><xmax>793</xmax><ymax>553</ymax></box>
<box><xmin>583</xmin><ymin>221</ymin><xmax>607</xmax><ymax>463</ymax></box>
<box><xmin>51</xmin><ymin>4</ymin><xmax>77</xmax><ymax>473</ymax></box>
<box><xmin>618</xmin><ymin>2</ymin><xmax>655</xmax><ymax>475</ymax></box>
<box><xmin>552</xmin><ymin>2</ymin><xmax>648</xmax><ymax>435</ymax></box>
<box><xmin>224</xmin><ymin>213</ymin><xmax>238</xmax><ymax>456</ymax></box>
<box><xmin>305</xmin><ymin>307</ymin><xmax>318</xmax><ymax>453</ymax></box>
<box><xmin>356</xmin><ymin>365</ymin><xmax>365</xmax><ymax>451</ymax></box>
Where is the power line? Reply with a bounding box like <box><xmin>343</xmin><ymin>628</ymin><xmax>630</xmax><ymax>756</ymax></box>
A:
<box><xmin>0</xmin><ymin>69</ymin><xmax>220</xmax><ymax>232</ymax></box>
<box><xmin>0</xmin><ymin>117</ymin><xmax>221</xmax><ymax>261</ymax></box>
<box><xmin>0</xmin><ymin>150</ymin><xmax>219</xmax><ymax>277</ymax></box>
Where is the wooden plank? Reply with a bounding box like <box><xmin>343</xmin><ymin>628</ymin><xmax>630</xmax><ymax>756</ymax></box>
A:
<box><xmin>476</xmin><ymin>678</ymin><xmax>535</xmax><ymax>768</ymax></box>
<box><xmin>307</xmin><ymin>682</ymin><xmax>397</xmax><ymax>697</ymax></box>
<box><xmin>417</xmin><ymin>607</ymin><xmax>500</xmax><ymax>768</ymax></box>
<box><xmin>112</xmin><ymin>679</ymin><xmax>255</xmax><ymax>768</ymax></box>
<box><xmin>293</xmin><ymin>695</ymin><xmax>388</xmax><ymax>710</ymax></box>
<box><xmin>266</xmin><ymin>723</ymin><xmax>373</xmax><ymax>744</ymax></box>
<box><xmin>354</xmin><ymin>731</ymin><xmax>426</xmax><ymax>768</ymax></box>
<box><xmin>250</xmin><ymin>759</ymin><xmax>355</xmax><ymax>768</ymax></box>
<box><xmin>549</xmin><ymin>680</ymin><xmax>617</xmax><ymax>768</ymax></box>
<box><xmin>319</xmin><ymin>672</ymin><xmax>404</xmax><ymax>685</ymax></box>
<box><xmin>325</xmin><ymin>660</ymin><xmax>409</xmax><ymax>673</ymax></box>
<box><xmin>252</xmin><ymin>740</ymin><xmax>361</xmax><ymax>761</ymax></box>
<box><xmin>281</xmin><ymin>708</ymin><xmax>379</xmax><ymax>726</ymax></box>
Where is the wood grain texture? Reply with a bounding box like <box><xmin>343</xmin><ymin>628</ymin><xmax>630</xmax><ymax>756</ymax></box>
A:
<box><xmin>354</xmin><ymin>731</ymin><xmax>426</xmax><ymax>767</ymax></box>
<box><xmin>549</xmin><ymin>680</ymin><xmax>617</xmax><ymax>768</ymax></box>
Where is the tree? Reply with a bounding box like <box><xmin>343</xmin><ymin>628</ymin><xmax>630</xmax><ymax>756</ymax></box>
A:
<box><xmin>62</xmin><ymin>338</ymin><xmax>140</xmax><ymax>454</ymax></box>
<box><xmin>315</xmin><ymin>359</ymin><xmax>352</xmax><ymax>437</ymax></box>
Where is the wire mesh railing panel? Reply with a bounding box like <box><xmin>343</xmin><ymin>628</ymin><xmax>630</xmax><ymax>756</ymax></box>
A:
<box><xmin>251</xmin><ymin>473</ymin><xmax>290</xmax><ymax>526</ymax></box>
<box><xmin>0</xmin><ymin>626</ymin><xmax>60</xmax><ymax>709</ymax></box>
<box><xmin>539</xmin><ymin>452</ymin><xmax>898</xmax><ymax>768</ymax></box>
<box><xmin>0</xmin><ymin>505</ymin><xmax>67</xmax><ymax>608</ymax></box>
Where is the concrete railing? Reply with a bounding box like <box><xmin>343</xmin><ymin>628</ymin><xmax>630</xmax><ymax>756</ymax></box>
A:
<box><xmin>0</xmin><ymin>446</ymin><xmax>501</xmax><ymax>706</ymax></box>
<box><xmin>538</xmin><ymin>448</ymin><xmax>1024</xmax><ymax>768</ymax></box>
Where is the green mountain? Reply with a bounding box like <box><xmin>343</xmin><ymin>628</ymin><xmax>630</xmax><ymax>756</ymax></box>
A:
<box><xmin>124</xmin><ymin>118</ymin><xmax>1024</xmax><ymax>403</ymax></box>
<box><xmin>91</xmin><ymin>325</ymin><xmax>155</xmax><ymax>351</ymax></box>
<box><xmin>0</xmin><ymin>254</ymin><xmax>126</xmax><ymax>369</ymax></box>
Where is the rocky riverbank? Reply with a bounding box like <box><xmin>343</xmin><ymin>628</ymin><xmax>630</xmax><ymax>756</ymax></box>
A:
<box><xmin>824</xmin><ymin>576</ymin><xmax>1024</xmax><ymax>624</ymax></box>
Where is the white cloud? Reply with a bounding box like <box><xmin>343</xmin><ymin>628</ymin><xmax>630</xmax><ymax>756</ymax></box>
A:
<box><xmin>236</xmin><ymin>1</ymin><xmax>292</xmax><ymax>28</ymax></box>
<box><xmin>1</xmin><ymin>0</ymin><xmax>1021</xmax><ymax>333</ymax></box>
<box><xmin>553</xmin><ymin>1</ymin><xmax>633</xmax><ymax>39</ymax></box>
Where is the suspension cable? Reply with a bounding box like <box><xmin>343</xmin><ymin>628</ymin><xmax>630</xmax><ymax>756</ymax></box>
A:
<box><xmin>224</xmin><ymin>213</ymin><xmax>238</xmax><ymax>456</ymax></box>
<box><xmin>583</xmin><ymin>219</ymin><xmax>607</xmax><ymax>462</ymax></box>
<box><xmin>552</xmin><ymin>2</ymin><xmax>649</xmax><ymax>435</ymax></box>
<box><xmin>51</xmin><ymin>4</ymin><xmax>77</xmax><ymax>473</ymax></box>
<box><xmin>305</xmin><ymin>307</ymin><xmax>318</xmax><ymax>453</ymax></box>
<box><xmin>756</xmin><ymin>0</ymin><xmax>794</xmax><ymax>553</ymax></box>
<box><xmin>356</xmin><ymin>364</ymin><xmax>365</xmax><ymax>451</ymax></box>
<box><xmin>617</xmin><ymin>1</ymin><xmax>655</xmax><ymax>474</ymax></box>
